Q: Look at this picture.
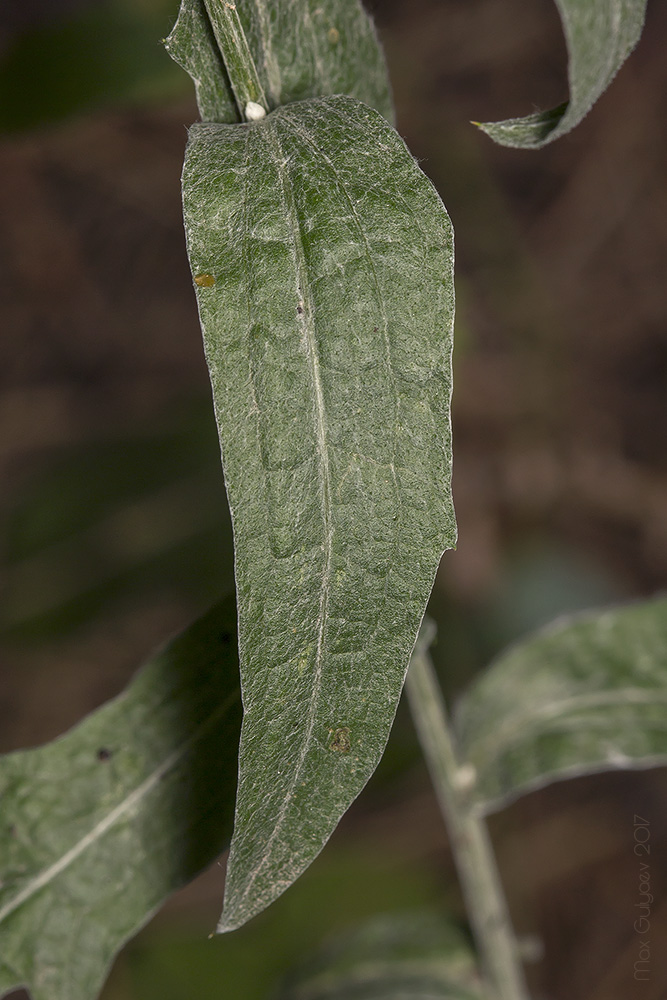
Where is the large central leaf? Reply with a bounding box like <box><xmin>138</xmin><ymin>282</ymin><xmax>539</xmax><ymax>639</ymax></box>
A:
<box><xmin>182</xmin><ymin>94</ymin><xmax>456</xmax><ymax>930</ymax></box>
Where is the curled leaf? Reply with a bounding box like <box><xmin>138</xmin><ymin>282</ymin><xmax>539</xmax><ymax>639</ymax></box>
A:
<box><xmin>477</xmin><ymin>0</ymin><xmax>647</xmax><ymax>147</ymax></box>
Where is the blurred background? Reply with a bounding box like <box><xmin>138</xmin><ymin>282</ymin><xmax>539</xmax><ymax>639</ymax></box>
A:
<box><xmin>1</xmin><ymin>1</ymin><xmax>666</xmax><ymax>997</ymax></box>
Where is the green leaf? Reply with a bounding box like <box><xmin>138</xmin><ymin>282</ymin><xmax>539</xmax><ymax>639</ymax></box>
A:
<box><xmin>0</xmin><ymin>599</ymin><xmax>242</xmax><ymax>1000</ymax></box>
<box><xmin>454</xmin><ymin>596</ymin><xmax>667</xmax><ymax>814</ymax></box>
<box><xmin>182</xmin><ymin>94</ymin><xmax>456</xmax><ymax>931</ymax></box>
<box><xmin>477</xmin><ymin>0</ymin><xmax>647</xmax><ymax>147</ymax></box>
<box><xmin>275</xmin><ymin>911</ymin><xmax>483</xmax><ymax>1000</ymax></box>
<box><xmin>164</xmin><ymin>0</ymin><xmax>237</xmax><ymax>124</ymax></box>
<box><xmin>165</xmin><ymin>0</ymin><xmax>393</xmax><ymax>124</ymax></box>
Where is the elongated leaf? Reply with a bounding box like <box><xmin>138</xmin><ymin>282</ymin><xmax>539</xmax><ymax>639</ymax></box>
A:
<box><xmin>0</xmin><ymin>600</ymin><xmax>241</xmax><ymax>1000</ymax></box>
<box><xmin>455</xmin><ymin>596</ymin><xmax>667</xmax><ymax>814</ymax></box>
<box><xmin>165</xmin><ymin>0</ymin><xmax>393</xmax><ymax>124</ymax></box>
<box><xmin>276</xmin><ymin>911</ymin><xmax>483</xmax><ymax>1000</ymax></box>
<box><xmin>478</xmin><ymin>0</ymin><xmax>647</xmax><ymax>147</ymax></box>
<box><xmin>182</xmin><ymin>94</ymin><xmax>456</xmax><ymax>931</ymax></box>
<box><xmin>164</xmin><ymin>0</ymin><xmax>237</xmax><ymax>123</ymax></box>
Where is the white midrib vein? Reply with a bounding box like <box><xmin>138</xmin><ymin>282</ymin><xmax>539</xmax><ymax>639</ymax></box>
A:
<box><xmin>225</xmin><ymin>122</ymin><xmax>334</xmax><ymax>921</ymax></box>
<box><xmin>0</xmin><ymin>693</ymin><xmax>237</xmax><ymax>925</ymax></box>
<box><xmin>466</xmin><ymin>687</ymin><xmax>667</xmax><ymax>766</ymax></box>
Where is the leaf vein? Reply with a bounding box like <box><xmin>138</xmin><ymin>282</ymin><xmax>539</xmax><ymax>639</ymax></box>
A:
<box><xmin>0</xmin><ymin>692</ymin><xmax>237</xmax><ymax>926</ymax></box>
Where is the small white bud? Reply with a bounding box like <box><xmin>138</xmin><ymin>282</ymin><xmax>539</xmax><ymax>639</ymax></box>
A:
<box><xmin>245</xmin><ymin>101</ymin><xmax>266</xmax><ymax>121</ymax></box>
<box><xmin>452</xmin><ymin>763</ymin><xmax>477</xmax><ymax>793</ymax></box>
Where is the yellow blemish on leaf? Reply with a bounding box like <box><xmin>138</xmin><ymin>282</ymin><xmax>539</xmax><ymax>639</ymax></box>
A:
<box><xmin>327</xmin><ymin>27</ymin><xmax>340</xmax><ymax>44</ymax></box>
<box><xmin>297</xmin><ymin>645</ymin><xmax>313</xmax><ymax>674</ymax></box>
<box><xmin>194</xmin><ymin>273</ymin><xmax>216</xmax><ymax>288</ymax></box>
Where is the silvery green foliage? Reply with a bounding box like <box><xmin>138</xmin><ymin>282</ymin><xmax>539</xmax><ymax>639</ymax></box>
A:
<box><xmin>0</xmin><ymin>601</ymin><xmax>241</xmax><ymax>1000</ymax></box>
<box><xmin>455</xmin><ymin>596</ymin><xmax>667</xmax><ymax>813</ymax></box>
<box><xmin>275</xmin><ymin>911</ymin><xmax>484</xmax><ymax>1000</ymax></box>
<box><xmin>478</xmin><ymin>0</ymin><xmax>647</xmax><ymax>147</ymax></box>
<box><xmin>165</xmin><ymin>0</ymin><xmax>237</xmax><ymax>123</ymax></box>
<box><xmin>165</xmin><ymin>0</ymin><xmax>393</xmax><ymax>124</ymax></box>
<box><xmin>182</xmin><ymin>94</ymin><xmax>456</xmax><ymax>930</ymax></box>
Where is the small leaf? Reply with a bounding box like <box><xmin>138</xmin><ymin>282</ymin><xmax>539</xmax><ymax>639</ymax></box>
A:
<box><xmin>455</xmin><ymin>596</ymin><xmax>667</xmax><ymax>814</ymax></box>
<box><xmin>477</xmin><ymin>0</ymin><xmax>647</xmax><ymax>147</ymax></box>
<box><xmin>165</xmin><ymin>0</ymin><xmax>393</xmax><ymax>124</ymax></box>
<box><xmin>182</xmin><ymin>94</ymin><xmax>456</xmax><ymax>931</ymax></box>
<box><xmin>275</xmin><ymin>911</ymin><xmax>483</xmax><ymax>1000</ymax></box>
<box><xmin>164</xmin><ymin>0</ymin><xmax>237</xmax><ymax>123</ymax></box>
<box><xmin>0</xmin><ymin>599</ymin><xmax>242</xmax><ymax>1000</ymax></box>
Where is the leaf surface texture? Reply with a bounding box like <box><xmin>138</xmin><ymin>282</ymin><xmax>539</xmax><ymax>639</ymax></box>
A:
<box><xmin>182</xmin><ymin>94</ymin><xmax>456</xmax><ymax>930</ymax></box>
<box><xmin>165</xmin><ymin>0</ymin><xmax>393</xmax><ymax>124</ymax></box>
<box><xmin>455</xmin><ymin>596</ymin><xmax>667</xmax><ymax>813</ymax></box>
<box><xmin>478</xmin><ymin>0</ymin><xmax>647</xmax><ymax>147</ymax></box>
<box><xmin>0</xmin><ymin>600</ymin><xmax>241</xmax><ymax>1000</ymax></box>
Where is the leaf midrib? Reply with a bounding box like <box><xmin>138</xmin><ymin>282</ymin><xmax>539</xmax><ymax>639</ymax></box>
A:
<box><xmin>0</xmin><ymin>692</ymin><xmax>237</xmax><ymax>926</ymax></box>
<box><xmin>464</xmin><ymin>686</ymin><xmax>667</xmax><ymax>767</ymax></box>
<box><xmin>230</xmin><ymin>117</ymin><xmax>335</xmax><ymax>916</ymax></box>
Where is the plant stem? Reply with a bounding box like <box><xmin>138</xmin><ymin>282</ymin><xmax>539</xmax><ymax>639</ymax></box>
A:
<box><xmin>203</xmin><ymin>0</ymin><xmax>269</xmax><ymax>121</ymax></box>
<box><xmin>405</xmin><ymin>634</ymin><xmax>530</xmax><ymax>1000</ymax></box>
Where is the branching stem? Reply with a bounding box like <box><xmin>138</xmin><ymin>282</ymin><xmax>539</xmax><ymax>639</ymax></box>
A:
<box><xmin>405</xmin><ymin>634</ymin><xmax>531</xmax><ymax>1000</ymax></box>
<box><xmin>203</xmin><ymin>0</ymin><xmax>268</xmax><ymax>121</ymax></box>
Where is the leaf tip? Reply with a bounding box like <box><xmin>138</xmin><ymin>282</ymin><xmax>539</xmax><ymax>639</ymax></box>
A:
<box><xmin>215</xmin><ymin>912</ymin><xmax>240</xmax><ymax>935</ymax></box>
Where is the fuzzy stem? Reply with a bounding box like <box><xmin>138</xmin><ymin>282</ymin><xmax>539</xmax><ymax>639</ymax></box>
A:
<box><xmin>405</xmin><ymin>636</ymin><xmax>531</xmax><ymax>1000</ymax></box>
<box><xmin>203</xmin><ymin>0</ymin><xmax>268</xmax><ymax>120</ymax></box>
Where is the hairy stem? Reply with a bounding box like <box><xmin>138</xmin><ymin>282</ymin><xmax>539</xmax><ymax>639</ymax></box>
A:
<box><xmin>203</xmin><ymin>0</ymin><xmax>268</xmax><ymax>120</ymax></box>
<box><xmin>405</xmin><ymin>633</ymin><xmax>530</xmax><ymax>1000</ymax></box>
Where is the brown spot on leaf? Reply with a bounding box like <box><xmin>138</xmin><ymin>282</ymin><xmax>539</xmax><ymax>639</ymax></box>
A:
<box><xmin>329</xmin><ymin>727</ymin><xmax>351</xmax><ymax>753</ymax></box>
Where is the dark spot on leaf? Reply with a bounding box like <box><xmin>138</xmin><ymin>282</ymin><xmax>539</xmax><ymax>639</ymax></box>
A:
<box><xmin>96</xmin><ymin>747</ymin><xmax>112</xmax><ymax>762</ymax></box>
<box><xmin>297</xmin><ymin>305</ymin><xmax>304</xmax><ymax>314</ymax></box>
<box><xmin>373</xmin><ymin>326</ymin><xmax>378</xmax><ymax>332</ymax></box>
<box><xmin>329</xmin><ymin>727</ymin><xmax>351</xmax><ymax>753</ymax></box>
<box><xmin>8</xmin><ymin>824</ymin><xmax>17</xmax><ymax>838</ymax></box>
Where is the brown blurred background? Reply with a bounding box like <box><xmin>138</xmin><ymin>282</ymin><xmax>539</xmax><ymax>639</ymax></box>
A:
<box><xmin>1</xmin><ymin>1</ymin><xmax>666</xmax><ymax>998</ymax></box>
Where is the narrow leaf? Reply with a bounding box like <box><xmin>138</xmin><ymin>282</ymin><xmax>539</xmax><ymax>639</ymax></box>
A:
<box><xmin>182</xmin><ymin>94</ymin><xmax>456</xmax><ymax>931</ymax></box>
<box><xmin>455</xmin><ymin>596</ymin><xmax>667</xmax><ymax>814</ymax></box>
<box><xmin>477</xmin><ymin>0</ymin><xmax>647</xmax><ymax>147</ymax></box>
<box><xmin>276</xmin><ymin>911</ymin><xmax>483</xmax><ymax>1000</ymax></box>
<box><xmin>164</xmin><ymin>0</ymin><xmax>237</xmax><ymax>124</ymax></box>
<box><xmin>165</xmin><ymin>0</ymin><xmax>393</xmax><ymax>125</ymax></box>
<box><xmin>0</xmin><ymin>600</ymin><xmax>241</xmax><ymax>1000</ymax></box>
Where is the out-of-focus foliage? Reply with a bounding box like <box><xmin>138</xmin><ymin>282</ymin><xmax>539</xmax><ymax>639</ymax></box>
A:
<box><xmin>0</xmin><ymin>0</ymin><xmax>188</xmax><ymax>132</ymax></box>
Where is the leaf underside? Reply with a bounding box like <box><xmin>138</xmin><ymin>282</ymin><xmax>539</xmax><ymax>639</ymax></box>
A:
<box><xmin>165</xmin><ymin>0</ymin><xmax>393</xmax><ymax>125</ymax></box>
<box><xmin>478</xmin><ymin>0</ymin><xmax>647</xmax><ymax>147</ymax></box>
<box><xmin>276</xmin><ymin>911</ymin><xmax>484</xmax><ymax>1000</ymax></box>
<box><xmin>182</xmin><ymin>94</ymin><xmax>456</xmax><ymax>931</ymax></box>
<box><xmin>0</xmin><ymin>600</ymin><xmax>241</xmax><ymax>1000</ymax></box>
<box><xmin>455</xmin><ymin>595</ymin><xmax>667</xmax><ymax>814</ymax></box>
